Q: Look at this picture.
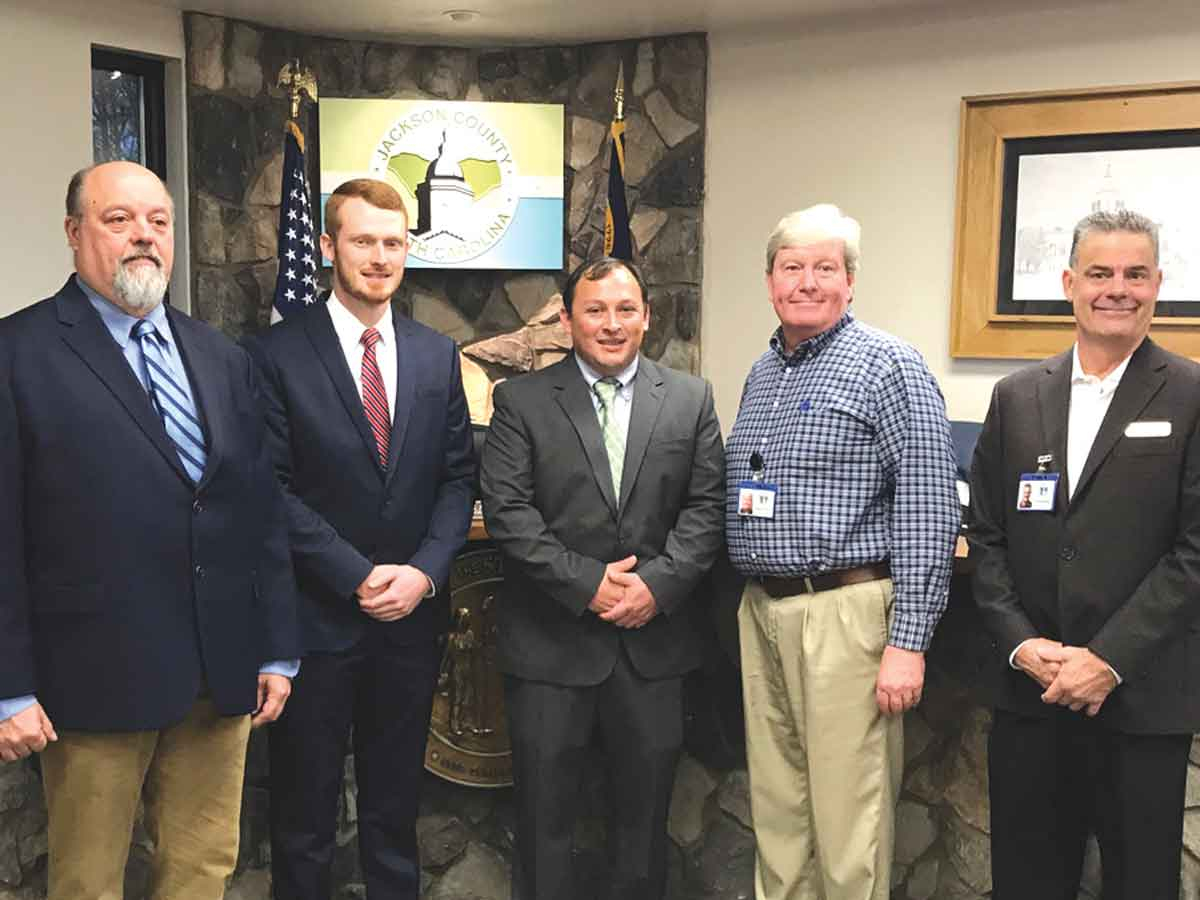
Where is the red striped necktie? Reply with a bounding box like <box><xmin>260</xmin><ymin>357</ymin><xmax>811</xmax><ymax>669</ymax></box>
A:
<box><xmin>360</xmin><ymin>327</ymin><xmax>390</xmax><ymax>468</ymax></box>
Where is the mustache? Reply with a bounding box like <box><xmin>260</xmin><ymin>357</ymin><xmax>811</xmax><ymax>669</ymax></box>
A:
<box><xmin>121</xmin><ymin>252</ymin><xmax>163</xmax><ymax>268</ymax></box>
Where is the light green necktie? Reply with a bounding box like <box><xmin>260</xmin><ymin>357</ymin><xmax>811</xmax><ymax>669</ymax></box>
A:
<box><xmin>593</xmin><ymin>376</ymin><xmax>626</xmax><ymax>497</ymax></box>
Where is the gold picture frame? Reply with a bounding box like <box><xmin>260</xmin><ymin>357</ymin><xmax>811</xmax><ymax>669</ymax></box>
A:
<box><xmin>949</xmin><ymin>82</ymin><xmax>1200</xmax><ymax>360</ymax></box>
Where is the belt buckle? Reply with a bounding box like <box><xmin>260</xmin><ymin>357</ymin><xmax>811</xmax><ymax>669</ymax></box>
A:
<box><xmin>803</xmin><ymin>575</ymin><xmax>815</xmax><ymax>594</ymax></box>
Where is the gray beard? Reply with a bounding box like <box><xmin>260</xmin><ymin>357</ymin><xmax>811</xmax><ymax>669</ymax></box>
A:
<box><xmin>113</xmin><ymin>258</ymin><xmax>168</xmax><ymax>314</ymax></box>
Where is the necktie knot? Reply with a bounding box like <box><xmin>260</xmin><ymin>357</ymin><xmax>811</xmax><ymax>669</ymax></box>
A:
<box><xmin>131</xmin><ymin>318</ymin><xmax>157</xmax><ymax>342</ymax></box>
<box><xmin>362</xmin><ymin>327</ymin><xmax>382</xmax><ymax>350</ymax></box>
<box><xmin>593</xmin><ymin>376</ymin><xmax>620</xmax><ymax>408</ymax></box>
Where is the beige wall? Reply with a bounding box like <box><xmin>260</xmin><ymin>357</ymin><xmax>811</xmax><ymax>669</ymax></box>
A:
<box><xmin>703</xmin><ymin>0</ymin><xmax>1200</xmax><ymax>428</ymax></box>
<box><xmin>0</xmin><ymin>0</ymin><xmax>187</xmax><ymax>316</ymax></box>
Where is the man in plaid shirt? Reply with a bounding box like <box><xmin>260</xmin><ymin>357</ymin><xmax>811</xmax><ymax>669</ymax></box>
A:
<box><xmin>726</xmin><ymin>204</ymin><xmax>960</xmax><ymax>900</ymax></box>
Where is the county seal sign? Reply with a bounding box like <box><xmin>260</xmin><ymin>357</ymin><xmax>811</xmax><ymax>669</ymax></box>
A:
<box><xmin>319</xmin><ymin>98</ymin><xmax>564</xmax><ymax>270</ymax></box>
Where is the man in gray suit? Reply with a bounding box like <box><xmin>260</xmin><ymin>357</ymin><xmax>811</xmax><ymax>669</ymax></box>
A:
<box><xmin>480</xmin><ymin>257</ymin><xmax>725</xmax><ymax>900</ymax></box>
<box><xmin>970</xmin><ymin>209</ymin><xmax>1200</xmax><ymax>899</ymax></box>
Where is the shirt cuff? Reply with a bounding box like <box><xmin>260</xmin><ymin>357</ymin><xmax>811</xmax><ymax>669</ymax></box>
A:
<box><xmin>0</xmin><ymin>695</ymin><xmax>37</xmax><ymax>722</ymax></box>
<box><xmin>1009</xmin><ymin>639</ymin><xmax>1032</xmax><ymax>670</ymax></box>
<box><xmin>1103</xmin><ymin>661</ymin><xmax>1122</xmax><ymax>685</ymax></box>
<box><xmin>887</xmin><ymin>611</ymin><xmax>936</xmax><ymax>652</ymax></box>
<box><xmin>424</xmin><ymin>574</ymin><xmax>436</xmax><ymax>599</ymax></box>
<box><xmin>260</xmin><ymin>659</ymin><xmax>300</xmax><ymax>679</ymax></box>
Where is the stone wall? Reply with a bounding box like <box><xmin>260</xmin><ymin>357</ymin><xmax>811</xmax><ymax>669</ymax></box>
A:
<box><xmin>182</xmin><ymin>12</ymin><xmax>705</xmax><ymax>379</ymax></box>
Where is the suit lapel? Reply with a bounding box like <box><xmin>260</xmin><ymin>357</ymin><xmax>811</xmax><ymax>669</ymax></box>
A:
<box><xmin>1072</xmin><ymin>339</ymin><xmax>1167</xmax><ymax>503</ymax></box>
<box><xmin>385</xmin><ymin>313</ymin><xmax>417</xmax><ymax>480</ymax></box>
<box><xmin>1035</xmin><ymin>349</ymin><xmax>1071</xmax><ymax>505</ymax></box>
<box><xmin>553</xmin><ymin>356</ymin><xmax>618</xmax><ymax>516</ymax></box>
<box><xmin>618</xmin><ymin>356</ymin><xmax>666</xmax><ymax>512</ymax></box>
<box><xmin>54</xmin><ymin>279</ymin><xmax>191</xmax><ymax>486</ymax></box>
<box><xmin>304</xmin><ymin>303</ymin><xmax>384</xmax><ymax>475</ymax></box>
<box><xmin>166</xmin><ymin>308</ymin><xmax>224</xmax><ymax>491</ymax></box>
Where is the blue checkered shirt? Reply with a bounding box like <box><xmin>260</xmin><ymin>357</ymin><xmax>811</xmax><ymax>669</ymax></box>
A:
<box><xmin>726</xmin><ymin>313</ymin><xmax>960</xmax><ymax>651</ymax></box>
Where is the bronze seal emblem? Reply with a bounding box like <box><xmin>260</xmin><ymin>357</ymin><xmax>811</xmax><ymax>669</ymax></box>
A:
<box><xmin>425</xmin><ymin>546</ymin><xmax>512</xmax><ymax>787</ymax></box>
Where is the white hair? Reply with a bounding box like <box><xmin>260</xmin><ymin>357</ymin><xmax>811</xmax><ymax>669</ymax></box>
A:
<box><xmin>766</xmin><ymin>203</ymin><xmax>861</xmax><ymax>274</ymax></box>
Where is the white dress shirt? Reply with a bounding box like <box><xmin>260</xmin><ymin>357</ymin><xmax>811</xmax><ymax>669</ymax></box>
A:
<box><xmin>1009</xmin><ymin>343</ymin><xmax>1132</xmax><ymax>683</ymax></box>
<box><xmin>1066</xmin><ymin>344</ymin><xmax>1131</xmax><ymax>500</ymax></box>
<box><xmin>327</xmin><ymin>291</ymin><xmax>397</xmax><ymax>423</ymax></box>
<box><xmin>575</xmin><ymin>353</ymin><xmax>638</xmax><ymax>439</ymax></box>
<box><xmin>326</xmin><ymin>292</ymin><xmax>434</xmax><ymax>598</ymax></box>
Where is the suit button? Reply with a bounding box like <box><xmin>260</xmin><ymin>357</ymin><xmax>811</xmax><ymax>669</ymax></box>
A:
<box><xmin>193</xmin><ymin>499</ymin><xmax>203</xmax><ymax>514</ymax></box>
<box><xmin>1059</xmin><ymin>546</ymin><xmax>1076</xmax><ymax>561</ymax></box>
<box><xmin>195</xmin><ymin>565</ymin><xmax>205</xmax><ymax>579</ymax></box>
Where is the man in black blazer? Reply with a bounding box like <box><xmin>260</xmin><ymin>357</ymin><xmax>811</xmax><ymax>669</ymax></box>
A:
<box><xmin>0</xmin><ymin>161</ymin><xmax>299</xmax><ymax>899</ymax></box>
<box><xmin>245</xmin><ymin>178</ymin><xmax>474</xmax><ymax>900</ymax></box>
<box><xmin>480</xmin><ymin>257</ymin><xmax>725</xmax><ymax>900</ymax></box>
<box><xmin>969</xmin><ymin>209</ymin><xmax>1200</xmax><ymax>900</ymax></box>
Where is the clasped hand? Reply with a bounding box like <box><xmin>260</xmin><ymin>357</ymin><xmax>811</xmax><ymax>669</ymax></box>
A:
<box><xmin>0</xmin><ymin>702</ymin><xmax>57</xmax><ymax>764</ymax></box>
<box><xmin>1017</xmin><ymin>639</ymin><xmax>1116</xmax><ymax>716</ymax></box>
<box><xmin>357</xmin><ymin>564</ymin><xmax>430</xmax><ymax>622</ymax></box>
<box><xmin>587</xmin><ymin>555</ymin><xmax>658</xmax><ymax>629</ymax></box>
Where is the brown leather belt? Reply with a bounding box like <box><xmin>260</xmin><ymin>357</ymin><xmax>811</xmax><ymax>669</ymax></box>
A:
<box><xmin>758</xmin><ymin>562</ymin><xmax>891</xmax><ymax>598</ymax></box>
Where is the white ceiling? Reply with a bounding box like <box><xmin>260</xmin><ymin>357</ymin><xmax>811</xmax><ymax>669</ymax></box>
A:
<box><xmin>160</xmin><ymin>0</ymin><xmax>1005</xmax><ymax>46</ymax></box>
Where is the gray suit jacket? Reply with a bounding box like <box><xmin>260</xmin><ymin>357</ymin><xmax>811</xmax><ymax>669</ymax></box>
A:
<box><xmin>969</xmin><ymin>338</ymin><xmax>1200</xmax><ymax>734</ymax></box>
<box><xmin>480</xmin><ymin>353</ymin><xmax>725</xmax><ymax>685</ymax></box>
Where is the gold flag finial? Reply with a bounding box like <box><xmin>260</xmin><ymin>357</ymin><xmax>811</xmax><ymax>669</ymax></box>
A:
<box><xmin>613</xmin><ymin>61</ymin><xmax>625</xmax><ymax>123</ymax></box>
<box><xmin>277</xmin><ymin>60</ymin><xmax>318</xmax><ymax>121</ymax></box>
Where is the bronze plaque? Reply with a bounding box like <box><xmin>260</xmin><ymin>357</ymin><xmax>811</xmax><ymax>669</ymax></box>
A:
<box><xmin>425</xmin><ymin>546</ymin><xmax>512</xmax><ymax>787</ymax></box>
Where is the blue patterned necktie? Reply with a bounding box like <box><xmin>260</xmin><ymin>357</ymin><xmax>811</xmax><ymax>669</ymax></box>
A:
<box><xmin>131</xmin><ymin>318</ymin><xmax>207</xmax><ymax>483</ymax></box>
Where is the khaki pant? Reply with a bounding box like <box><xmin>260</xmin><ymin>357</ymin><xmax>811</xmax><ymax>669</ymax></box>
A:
<box><xmin>40</xmin><ymin>698</ymin><xmax>251</xmax><ymax>900</ymax></box>
<box><xmin>738</xmin><ymin>578</ymin><xmax>903</xmax><ymax>900</ymax></box>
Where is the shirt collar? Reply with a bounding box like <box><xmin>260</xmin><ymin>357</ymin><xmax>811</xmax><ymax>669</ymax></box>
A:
<box><xmin>769</xmin><ymin>311</ymin><xmax>854</xmax><ymax>363</ymax></box>
<box><xmin>574</xmin><ymin>353</ymin><xmax>639</xmax><ymax>391</ymax></box>
<box><xmin>76</xmin><ymin>273</ymin><xmax>170</xmax><ymax>350</ymax></box>
<box><xmin>1070</xmin><ymin>343</ymin><xmax>1132</xmax><ymax>391</ymax></box>
<box><xmin>327</xmin><ymin>290</ymin><xmax>393</xmax><ymax>355</ymax></box>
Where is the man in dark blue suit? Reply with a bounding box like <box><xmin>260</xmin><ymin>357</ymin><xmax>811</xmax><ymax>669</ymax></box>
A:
<box><xmin>0</xmin><ymin>161</ymin><xmax>299</xmax><ymax>899</ymax></box>
<box><xmin>245</xmin><ymin>178</ymin><xmax>475</xmax><ymax>900</ymax></box>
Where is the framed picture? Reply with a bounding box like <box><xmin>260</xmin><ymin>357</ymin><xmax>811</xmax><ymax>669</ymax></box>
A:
<box><xmin>949</xmin><ymin>82</ymin><xmax>1200</xmax><ymax>359</ymax></box>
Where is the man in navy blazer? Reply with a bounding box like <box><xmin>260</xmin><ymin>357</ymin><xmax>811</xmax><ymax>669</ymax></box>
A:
<box><xmin>244</xmin><ymin>178</ymin><xmax>475</xmax><ymax>900</ymax></box>
<box><xmin>0</xmin><ymin>161</ymin><xmax>299</xmax><ymax>900</ymax></box>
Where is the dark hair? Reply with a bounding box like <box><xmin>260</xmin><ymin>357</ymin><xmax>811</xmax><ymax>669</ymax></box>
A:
<box><xmin>562</xmin><ymin>257</ymin><xmax>649</xmax><ymax>313</ymax></box>
<box><xmin>324</xmin><ymin>178</ymin><xmax>407</xmax><ymax>239</ymax></box>
<box><xmin>65</xmin><ymin>165</ymin><xmax>97</xmax><ymax>219</ymax></box>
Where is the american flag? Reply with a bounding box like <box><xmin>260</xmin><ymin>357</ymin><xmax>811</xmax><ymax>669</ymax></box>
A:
<box><xmin>272</xmin><ymin>121</ymin><xmax>319</xmax><ymax>321</ymax></box>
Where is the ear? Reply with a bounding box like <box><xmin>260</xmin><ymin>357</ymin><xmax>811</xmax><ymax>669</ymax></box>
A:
<box><xmin>319</xmin><ymin>232</ymin><xmax>335</xmax><ymax>264</ymax></box>
<box><xmin>64</xmin><ymin>216</ymin><xmax>80</xmax><ymax>250</ymax></box>
<box><xmin>1062</xmin><ymin>267</ymin><xmax>1074</xmax><ymax>300</ymax></box>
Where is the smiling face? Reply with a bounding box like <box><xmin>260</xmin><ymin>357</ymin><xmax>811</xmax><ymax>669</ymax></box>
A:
<box><xmin>1064</xmin><ymin>230</ymin><xmax>1161</xmax><ymax>356</ymax></box>
<box><xmin>321</xmin><ymin>196</ymin><xmax>408</xmax><ymax>319</ymax></box>
<box><xmin>65</xmin><ymin>161</ymin><xmax>174</xmax><ymax>316</ymax></box>
<box><xmin>766</xmin><ymin>239</ymin><xmax>854</xmax><ymax>350</ymax></box>
<box><xmin>561</xmin><ymin>266</ymin><xmax>649</xmax><ymax>377</ymax></box>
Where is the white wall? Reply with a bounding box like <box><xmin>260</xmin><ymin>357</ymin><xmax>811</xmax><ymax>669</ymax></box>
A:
<box><xmin>704</xmin><ymin>0</ymin><xmax>1200</xmax><ymax>428</ymax></box>
<box><xmin>0</xmin><ymin>0</ymin><xmax>187</xmax><ymax>316</ymax></box>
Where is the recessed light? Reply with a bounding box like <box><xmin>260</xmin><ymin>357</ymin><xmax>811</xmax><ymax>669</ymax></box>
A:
<box><xmin>443</xmin><ymin>8</ymin><xmax>480</xmax><ymax>22</ymax></box>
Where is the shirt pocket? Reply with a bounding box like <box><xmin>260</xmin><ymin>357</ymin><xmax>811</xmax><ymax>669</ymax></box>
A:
<box><xmin>792</xmin><ymin>391</ymin><xmax>875</xmax><ymax>470</ymax></box>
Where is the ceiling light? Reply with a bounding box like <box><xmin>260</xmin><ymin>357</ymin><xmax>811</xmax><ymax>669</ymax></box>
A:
<box><xmin>443</xmin><ymin>9</ymin><xmax>479</xmax><ymax>22</ymax></box>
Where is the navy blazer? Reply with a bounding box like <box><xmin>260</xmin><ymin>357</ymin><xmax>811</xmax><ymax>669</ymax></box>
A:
<box><xmin>0</xmin><ymin>278</ymin><xmax>299</xmax><ymax>731</ymax></box>
<box><xmin>243</xmin><ymin>299</ymin><xmax>475</xmax><ymax>653</ymax></box>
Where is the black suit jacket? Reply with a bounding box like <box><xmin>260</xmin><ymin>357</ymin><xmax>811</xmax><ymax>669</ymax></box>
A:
<box><xmin>479</xmin><ymin>354</ymin><xmax>726</xmax><ymax>685</ymax></box>
<box><xmin>0</xmin><ymin>278</ymin><xmax>299</xmax><ymax>731</ymax></box>
<box><xmin>969</xmin><ymin>338</ymin><xmax>1200</xmax><ymax>734</ymax></box>
<box><xmin>243</xmin><ymin>300</ymin><xmax>475</xmax><ymax>653</ymax></box>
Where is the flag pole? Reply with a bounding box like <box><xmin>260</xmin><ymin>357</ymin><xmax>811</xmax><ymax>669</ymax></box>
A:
<box><xmin>603</xmin><ymin>62</ymin><xmax>633</xmax><ymax>261</ymax></box>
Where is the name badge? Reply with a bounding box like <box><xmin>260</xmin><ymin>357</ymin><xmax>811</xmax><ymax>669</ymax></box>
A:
<box><xmin>1016</xmin><ymin>473</ymin><xmax>1057</xmax><ymax>512</ymax></box>
<box><xmin>737</xmin><ymin>480</ymin><xmax>778</xmax><ymax>518</ymax></box>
